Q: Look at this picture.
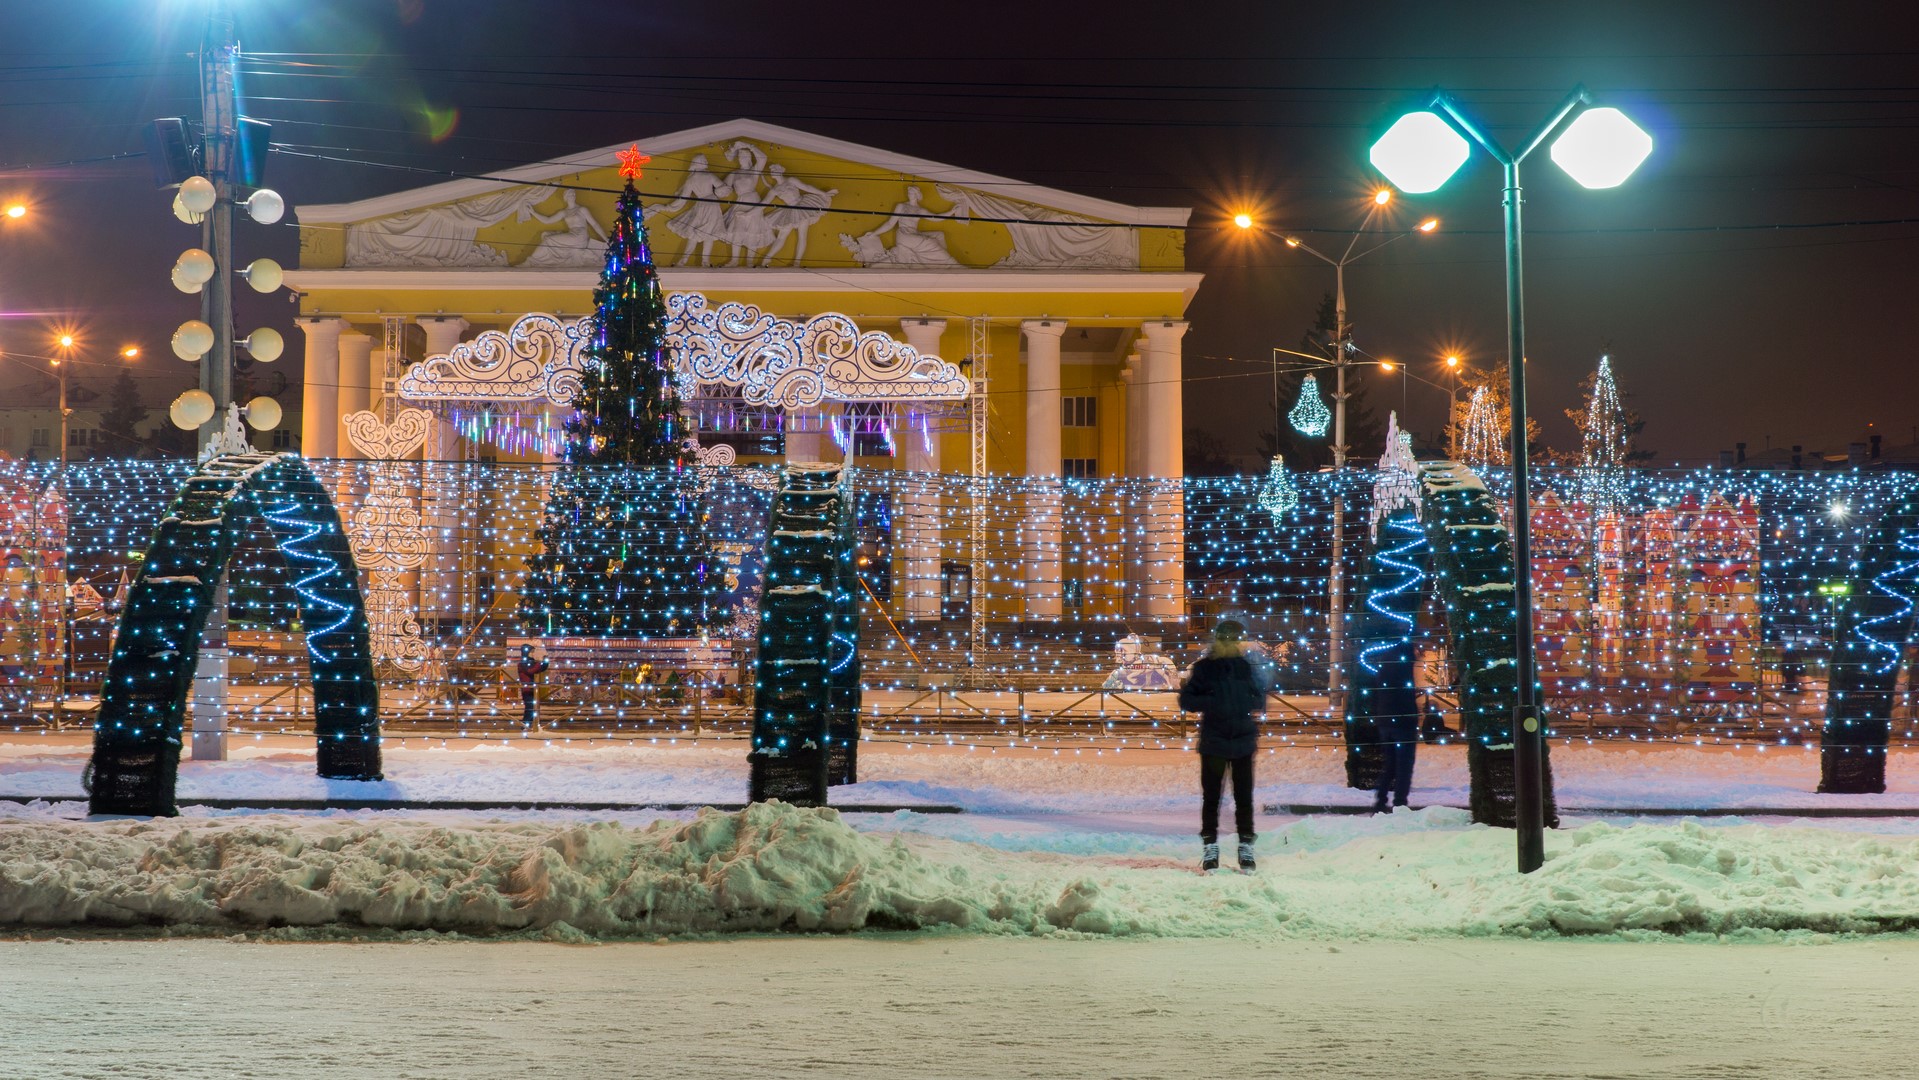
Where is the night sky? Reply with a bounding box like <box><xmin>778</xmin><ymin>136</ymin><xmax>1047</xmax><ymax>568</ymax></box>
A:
<box><xmin>3</xmin><ymin>0</ymin><xmax>1916</xmax><ymax>464</ymax></box>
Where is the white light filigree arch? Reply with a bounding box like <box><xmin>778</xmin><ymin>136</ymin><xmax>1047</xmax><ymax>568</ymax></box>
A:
<box><xmin>396</xmin><ymin>293</ymin><xmax>969</xmax><ymax>410</ymax></box>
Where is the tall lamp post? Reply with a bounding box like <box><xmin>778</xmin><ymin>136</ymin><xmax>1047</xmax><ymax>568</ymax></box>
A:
<box><xmin>1237</xmin><ymin>205</ymin><xmax>1436</xmax><ymax>713</ymax></box>
<box><xmin>1370</xmin><ymin>86</ymin><xmax>1652</xmax><ymax>873</ymax></box>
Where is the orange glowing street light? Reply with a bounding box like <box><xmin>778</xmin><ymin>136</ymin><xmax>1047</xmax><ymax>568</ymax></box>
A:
<box><xmin>1373</xmin><ymin>189</ymin><xmax>1393</xmax><ymax>205</ymax></box>
<box><xmin>3</xmin><ymin>203</ymin><xmax>25</xmax><ymax>220</ymax></box>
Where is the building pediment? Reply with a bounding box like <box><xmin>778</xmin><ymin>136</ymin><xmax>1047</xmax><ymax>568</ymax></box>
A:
<box><xmin>297</xmin><ymin>119</ymin><xmax>1188</xmax><ymax>275</ymax></box>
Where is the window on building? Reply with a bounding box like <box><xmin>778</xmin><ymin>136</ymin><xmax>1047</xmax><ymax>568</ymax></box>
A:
<box><xmin>271</xmin><ymin>428</ymin><xmax>293</xmax><ymax>450</ymax></box>
<box><xmin>1062</xmin><ymin>395</ymin><xmax>1097</xmax><ymax>428</ymax></box>
<box><xmin>31</xmin><ymin>428</ymin><xmax>50</xmax><ymax>448</ymax></box>
<box><xmin>1063</xmin><ymin>457</ymin><xmax>1099</xmax><ymax>479</ymax></box>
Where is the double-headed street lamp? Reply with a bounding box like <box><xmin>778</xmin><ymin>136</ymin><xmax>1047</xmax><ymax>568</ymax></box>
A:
<box><xmin>1370</xmin><ymin>86</ymin><xmax>1652</xmax><ymax>873</ymax></box>
<box><xmin>1376</xmin><ymin>355</ymin><xmax>1465</xmax><ymax>444</ymax></box>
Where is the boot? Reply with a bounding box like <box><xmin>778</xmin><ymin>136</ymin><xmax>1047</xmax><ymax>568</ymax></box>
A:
<box><xmin>1237</xmin><ymin>837</ymin><xmax>1256</xmax><ymax>874</ymax></box>
<box><xmin>1201</xmin><ymin>841</ymin><xmax>1221</xmax><ymax>873</ymax></box>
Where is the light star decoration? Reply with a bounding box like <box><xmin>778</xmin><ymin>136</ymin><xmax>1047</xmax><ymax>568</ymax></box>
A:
<box><xmin>615</xmin><ymin>144</ymin><xmax>650</xmax><ymax>180</ymax></box>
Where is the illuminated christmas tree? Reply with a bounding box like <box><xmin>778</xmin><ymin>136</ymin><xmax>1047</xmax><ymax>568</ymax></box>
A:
<box><xmin>520</xmin><ymin>146</ymin><xmax>722</xmax><ymax>638</ymax></box>
<box><xmin>1567</xmin><ymin>354</ymin><xmax>1647</xmax><ymax>509</ymax></box>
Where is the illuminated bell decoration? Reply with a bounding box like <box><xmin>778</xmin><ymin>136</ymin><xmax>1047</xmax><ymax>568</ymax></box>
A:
<box><xmin>178</xmin><ymin>175</ymin><xmax>217</xmax><ymax>214</ymax></box>
<box><xmin>1289</xmin><ymin>373</ymin><xmax>1332</xmax><ymax>437</ymax></box>
<box><xmin>1257</xmin><ymin>454</ymin><xmax>1299</xmax><ymax>522</ymax></box>
<box><xmin>169</xmin><ymin>265</ymin><xmax>203</xmax><ymax>294</ymax></box>
<box><xmin>244</xmin><ymin>396</ymin><xmax>282</xmax><ymax>431</ymax></box>
<box><xmin>171</xmin><ymin>190</ymin><xmax>206</xmax><ymax>225</ymax></box>
<box><xmin>169</xmin><ymin>389</ymin><xmax>216</xmax><ymax>430</ymax></box>
<box><xmin>172</xmin><ymin>319</ymin><xmax>214</xmax><ymax>360</ymax></box>
<box><xmin>244</xmin><ymin>327</ymin><xmax>284</xmax><ymax>362</ymax></box>
<box><xmin>175</xmin><ymin>248</ymin><xmax>216</xmax><ymax>285</ymax></box>
<box><xmin>246</xmin><ymin>188</ymin><xmax>286</xmax><ymax>225</ymax></box>
<box><xmin>243</xmin><ymin>257</ymin><xmax>283</xmax><ymax>293</ymax></box>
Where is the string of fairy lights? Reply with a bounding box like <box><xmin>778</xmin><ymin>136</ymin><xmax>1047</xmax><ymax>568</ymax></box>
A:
<box><xmin>0</xmin><ymin>454</ymin><xmax>1913</xmax><ymax>757</ymax></box>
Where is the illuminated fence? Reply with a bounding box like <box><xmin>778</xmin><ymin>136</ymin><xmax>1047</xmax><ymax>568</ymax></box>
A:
<box><xmin>2</xmin><ymin>458</ymin><xmax>1914</xmax><ymax>749</ymax></box>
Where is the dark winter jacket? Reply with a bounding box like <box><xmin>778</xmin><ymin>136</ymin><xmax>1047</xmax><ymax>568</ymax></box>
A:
<box><xmin>1179</xmin><ymin>655</ymin><xmax>1264</xmax><ymax>758</ymax></box>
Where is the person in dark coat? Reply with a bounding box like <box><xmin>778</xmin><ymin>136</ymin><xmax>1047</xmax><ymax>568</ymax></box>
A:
<box><xmin>1373</xmin><ymin>679</ymin><xmax>1419</xmax><ymax>812</ymax></box>
<box><xmin>517</xmin><ymin>644</ymin><xmax>549</xmax><ymax>729</ymax></box>
<box><xmin>1178</xmin><ymin>618</ymin><xmax>1269</xmax><ymax>872</ymax></box>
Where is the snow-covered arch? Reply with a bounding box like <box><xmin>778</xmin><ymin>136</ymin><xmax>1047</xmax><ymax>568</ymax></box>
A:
<box><xmin>1345</xmin><ymin>460</ymin><xmax>1558</xmax><ymax>828</ymax></box>
<box><xmin>87</xmin><ymin>454</ymin><xmax>380</xmax><ymax>817</ymax></box>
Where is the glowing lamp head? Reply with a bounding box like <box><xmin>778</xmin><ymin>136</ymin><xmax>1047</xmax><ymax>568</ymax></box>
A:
<box><xmin>1550</xmin><ymin>107</ymin><xmax>1652</xmax><ymax>189</ymax></box>
<box><xmin>1232</xmin><ymin>213</ymin><xmax>1253</xmax><ymax>230</ymax></box>
<box><xmin>1369</xmin><ymin>111</ymin><xmax>1470</xmax><ymax>194</ymax></box>
<box><xmin>1373</xmin><ymin>189</ymin><xmax>1392</xmax><ymax>206</ymax></box>
<box><xmin>1379</xmin><ymin>360</ymin><xmax>1396</xmax><ymax>371</ymax></box>
<box><xmin>122</xmin><ymin>346</ymin><xmax>139</xmax><ymax>359</ymax></box>
<box><xmin>1417</xmin><ymin>218</ymin><xmax>1439</xmax><ymax>233</ymax></box>
<box><xmin>56</xmin><ymin>334</ymin><xmax>75</xmax><ymax>349</ymax></box>
<box><xmin>4</xmin><ymin>203</ymin><xmax>24</xmax><ymax>219</ymax></box>
<box><xmin>1284</xmin><ymin>236</ymin><xmax>1301</xmax><ymax>248</ymax></box>
<box><xmin>1444</xmin><ymin>355</ymin><xmax>1460</xmax><ymax>368</ymax></box>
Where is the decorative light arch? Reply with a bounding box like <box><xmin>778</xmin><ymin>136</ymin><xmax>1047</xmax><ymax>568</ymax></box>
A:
<box><xmin>1344</xmin><ymin>459</ymin><xmax>1559</xmax><ymax>828</ymax></box>
<box><xmin>396</xmin><ymin>294</ymin><xmax>971</xmax><ymax>410</ymax></box>
<box><xmin>87</xmin><ymin>454</ymin><xmax>380</xmax><ymax>817</ymax></box>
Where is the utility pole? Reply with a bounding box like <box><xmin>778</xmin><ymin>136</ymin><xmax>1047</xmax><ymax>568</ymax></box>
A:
<box><xmin>190</xmin><ymin>0</ymin><xmax>239</xmax><ymax>761</ymax></box>
<box><xmin>197</xmin><ymin>1</ymin><xmax>237</xmax><ymax>446</ymax></box>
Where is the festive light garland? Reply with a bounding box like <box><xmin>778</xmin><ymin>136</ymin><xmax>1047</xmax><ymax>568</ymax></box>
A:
<box><xmin>0</xmin><ymin>456</ymin><xmax>1908</xmax><ymax>776</ymax></box>
<box><xmin>1288</xmin><ymin>374</ymin><xmax>1332</xmax><ymax>438</ymax></box>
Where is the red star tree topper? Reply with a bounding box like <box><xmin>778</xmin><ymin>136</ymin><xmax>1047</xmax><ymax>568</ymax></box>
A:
<box><xmin>615</xmin><ymin>144</ymin><xmax>650</xmax><ymax>180</ymax></box>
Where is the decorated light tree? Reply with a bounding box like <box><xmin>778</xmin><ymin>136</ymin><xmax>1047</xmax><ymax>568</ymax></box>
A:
<box><xmin>1567</xmin><ymin>354</ymin><xmax>1648</xmax><ymax>509</ymax></box>
<box><xmin>520</xmin><ymin>146</ymin><xmax>722</xmax><ymax>638</ymax></box>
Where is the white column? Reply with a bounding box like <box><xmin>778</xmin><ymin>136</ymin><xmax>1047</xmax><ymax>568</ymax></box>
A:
<box><xmin>1021</xmin><ymin>320</ymin><xmax>1066</xmax><ymax>621</ymax></box>
<box><xmin>1120</xmin><ymin>349</ymin><xmax>1143</xmax><ymax>616</ymax></box>
<box><xmin>417</xmin><ymin>318</ymin><xmax>469</xmax><ymax>634</ymax></box>
<box><xmin>298</xmin><ymin>317</ymin><xmax>346</xmax><ymax>458</ymax></box>
<box><xmin>1138</xmin><ymin>321</ymin><xmax>1188</xmax><ymax>623</ymax></box>
<box><xmin>898</xmin><ymin>319</ymin><xmax>947</xmax><ymax>621</ymax></box>
<box><xmin>335</xmin><ymin>330</ymin><xmax>374</xmax><ymax>459</ymax></box>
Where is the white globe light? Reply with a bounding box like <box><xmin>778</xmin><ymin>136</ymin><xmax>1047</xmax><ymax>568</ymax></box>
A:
<box><xmin>175</xmin><ymin>248</ymin><xmax>216</xmax><ymax>285</ymax></box>
<box><xmin>243</xmin><ymin>326</ymin><xmax>284</xmax><ymax>362</ymax></box>
<box><xmin>1550</xmin><ymin>107</ymin><xmax>1652</xmax><ymax>190</ymax></box>
<box><xmin>170</xmin><ymin>389</ymin><xmax>217</xmax><ymax>430</ymax></box>
<box><xmin>172</xmin><ymin>319</ymin><xmax>214</xmax><ymax>360</ymax></box>
<box><xmin>171</xmin><ymin>191</ymin><xmax>206</xmax><ymax>225</ymax></box>
<box><xmin>170</xmin><ymin>265</ymin><xmax>204</xmax><ymax>294</ymax></box>
<box><xmin>244</xmin><ymin>396</ymin><xmax>282</xmax><ymax>431</ymax></box>
<box><xmin>246</xmin><ymin>188</ymin><xmax>286</xmax><ymax>225</ymax></box>
<box><xmin>178</xmin><ymin>176</ymin><xmax>217</xmax><ymax>214</ymax></box>
<box><xmin>243</xmin><ymin>257</ymin><xmax>283</xmax><ymax>293</ymax></box>
<box><xmin>1369</xmin><ymin>111</ymin><xmax>1471</xmax><ymax>195</ymax></box>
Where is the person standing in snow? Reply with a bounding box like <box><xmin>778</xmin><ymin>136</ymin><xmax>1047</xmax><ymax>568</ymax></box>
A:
<box><xmin>517</xmin><ymin>644</ymin><xmax>549</xmax><ymax>730</ymax></box>
<box><xmin>1178</xmin><ymin>618</ymin><xmax>1269</xmax><ymax>872</ymax></box>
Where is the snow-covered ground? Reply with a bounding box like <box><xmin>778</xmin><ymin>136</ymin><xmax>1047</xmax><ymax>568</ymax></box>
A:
<box><xmin>9</xmin><ymin>736</ymin><xmax>1919</xmax><ymax>941</ymax></box>
<box><xmin>5</xmin><ymin>936</ymin><xmax>1917</xmax><ymax>1079</ymax></box>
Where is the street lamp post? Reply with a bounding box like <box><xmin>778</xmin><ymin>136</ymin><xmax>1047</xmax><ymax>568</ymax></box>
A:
<box><xmin>1239</xmin><ymin>208</ymin><xmax>1436</xmax><ymax>715</ymax></box>
<box><xmin>1370</xmin><ymin>86</ymin><xmax>1652</xmax><ymax>873</ymax></box>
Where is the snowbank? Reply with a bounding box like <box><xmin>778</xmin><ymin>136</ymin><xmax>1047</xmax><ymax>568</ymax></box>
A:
<box><xmin>7</xmin><ymin>804</ymin><xmax>1919</xmax><ymax>939</ymax></box>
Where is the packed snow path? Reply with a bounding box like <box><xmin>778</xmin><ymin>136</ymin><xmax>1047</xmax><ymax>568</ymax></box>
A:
<box><xmin>5</xmin><ymin>937</ymin><xmax>1916</xmax><ymax>1079</ymax></box>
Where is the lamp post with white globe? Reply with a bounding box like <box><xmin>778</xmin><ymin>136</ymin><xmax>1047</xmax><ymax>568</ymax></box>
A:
<box><xmin>1369</xmin><ymin>86</ymin><xmax>1653</xmax><ymax>873</ymax></box>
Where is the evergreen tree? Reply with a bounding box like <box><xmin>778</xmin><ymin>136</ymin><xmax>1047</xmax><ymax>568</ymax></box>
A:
<box><xmin>520</xmin><ymin>148</ymin><xmax>722</xmax><ymax>638</ymax></box>
<box><xmin>98</xmin><ymin>366</ymin><xmax>147</xmax><ymax>458</ymax></box>
<box><xmin>1564</xmin><ymin>354</ymin><xmax>1653</xmax><ymax>467</ymax></box>
<box><xmin>1443</xmin><ymin>363</ymin><xmax>1542</xmax><ymax>466</ymax></box>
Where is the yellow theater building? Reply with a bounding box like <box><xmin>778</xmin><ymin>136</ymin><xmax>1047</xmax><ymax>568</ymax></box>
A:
<box><xmin>286</xmin><ymin>119</ymin><xmax>1201</xmax><ymax>639</ymax></box>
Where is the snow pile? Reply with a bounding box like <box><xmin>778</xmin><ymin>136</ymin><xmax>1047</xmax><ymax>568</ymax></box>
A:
<box><xmin>9</xmin><ymin>805</ymin><xmax>1919</xmax><ymax>939</ymax></box>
